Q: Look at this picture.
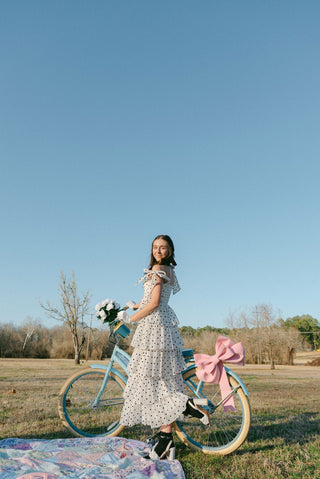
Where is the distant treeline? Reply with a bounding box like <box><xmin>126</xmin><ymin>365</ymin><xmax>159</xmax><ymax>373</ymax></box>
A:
<box><xmin>0</xmin><ymin>322</ymin><xmax>112</xmax><ymax>360</ymax></box>
<box><xmin>1</xmin><ymin>311</ymin><xmax>319</xmax><ymax>365</ymax></box>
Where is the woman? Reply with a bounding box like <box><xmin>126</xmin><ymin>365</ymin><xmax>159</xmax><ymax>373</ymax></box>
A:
<box><xmin>118</xmin><ymin>235</ymin><xmax>209</xmax><ymax>460</ymax></box>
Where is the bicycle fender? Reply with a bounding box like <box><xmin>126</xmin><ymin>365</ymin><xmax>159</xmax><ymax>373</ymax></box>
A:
<box><xmin>109</xmin><ymin>368</ymin><xmax>128</xmax><ymax>385</ymax></box>
<box><xmin>90</xmin><ymin>364</ymin><xmax>128</xmax><ymax>386</ymax></box>
<box><xmin>225</xmin><ymin>366</ymin><xmax>250</xmax><ymax>397</ymax></box>
<box><xmin>90</xmin><ymin>364</ymin><xmax>109</xmax><ymax>370</ymax></box>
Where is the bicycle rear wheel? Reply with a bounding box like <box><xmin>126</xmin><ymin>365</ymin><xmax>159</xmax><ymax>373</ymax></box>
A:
<box><xmin>58</xmin><ymin>368</ymin><xmax>126</xmax><ymax>437</ymax></box>
<box><xmin>175</xmin><ymin>365</ymin><xmax>251</xmax><ymax>455</ymax></box>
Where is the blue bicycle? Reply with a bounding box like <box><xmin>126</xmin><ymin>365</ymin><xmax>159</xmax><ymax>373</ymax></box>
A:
<box><xmin>58</xmin><ymin>321</ymin><xmax>251</xmax><ymax>455</ymax></box>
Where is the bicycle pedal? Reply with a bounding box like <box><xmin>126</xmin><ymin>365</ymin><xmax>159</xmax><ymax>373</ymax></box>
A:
<box><xmin>193</xmin><ymin>398</ymin><xmax>208</xmax><ymax>407</ymax></box>
<box><xmin>145</xmin><ymin>432</ymin><xmax>160</xmax><ymax>446</ymax></box>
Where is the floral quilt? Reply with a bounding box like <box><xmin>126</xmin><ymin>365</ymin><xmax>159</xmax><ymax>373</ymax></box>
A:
<box><xmin>0</xmin><ymin>437</ymin><xmax>185</xmax><ymax>479</ymax></box>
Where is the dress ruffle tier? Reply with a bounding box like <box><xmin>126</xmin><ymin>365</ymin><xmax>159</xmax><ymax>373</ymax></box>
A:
<box><xmin>120</xmin><ymin>268</ymin><xmax>188</xmax><ymax>428</ymax></box>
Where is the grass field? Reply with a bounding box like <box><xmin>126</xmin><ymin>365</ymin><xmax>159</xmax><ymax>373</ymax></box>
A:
<box><xmin>1</xmin><ymin>352</ymin><xmax>320</xmax><ymax>479</ymax></box>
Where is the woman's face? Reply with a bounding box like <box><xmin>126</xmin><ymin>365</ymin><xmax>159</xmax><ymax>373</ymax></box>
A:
<box><xmin>152</xmin><ymin>238</ymin><xmax>170</xmax><ymax>263</ymax></box>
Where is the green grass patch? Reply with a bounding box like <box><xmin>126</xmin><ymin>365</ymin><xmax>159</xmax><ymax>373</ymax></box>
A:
<box><xmin>0</xmin><ymin>358</ymin><xmax>319</xmax><ymax>478</ymax></box>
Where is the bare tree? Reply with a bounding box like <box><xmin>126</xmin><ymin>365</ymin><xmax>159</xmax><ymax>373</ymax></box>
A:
<box><xmin>279</xmin><ymin>327</ymin><xmax>302</xmax><ymax>365</ymax></box>
<box><xmin>259</xmin><ymin>304</ymin><xmax>277</xmax><ymax>369</ymax></box>
<box><xmin>251</xmin><ymin>306</ymin><xmax>264</xmax><ymax>364</ymax></box>
<box><xmin>40</xmin><ymin>271</ymin><xmax>91</xmax><ymax>364</ymax></box>
<box><xmin>22</xmin><ymin>321</ymin><xmax>36</xmax><ymax>352</ymax></box>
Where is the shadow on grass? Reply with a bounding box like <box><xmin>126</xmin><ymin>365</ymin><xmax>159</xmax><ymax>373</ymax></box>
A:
<box><xmin>5</xmin><ymin>412</ymin><xmax>319</xmax><ymax>458</ymax></box>
<box><xmin>12</xmin><ymin>425</ymin><xmax>154</xmax><ymax>442</ymax></box>
<box><xmin>246</xmin><ymin>411</ymin><xmax>320</xmax><ymax>452</ymax></box>
<box><xmin>6</xmin><ymin>430</ymin><xmax>76</xmax><ymax>441</ymax></box>
<box><xmin>175</xmin><ymin>411</ymin><xmax>320</xmax><ymax>457</ymax></box>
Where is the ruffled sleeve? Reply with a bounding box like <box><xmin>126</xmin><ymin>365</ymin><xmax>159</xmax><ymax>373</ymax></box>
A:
<box><xmin>172</xmin><ymin>270</ymin><xmax>181</xmax><ymax>295</ymax></box>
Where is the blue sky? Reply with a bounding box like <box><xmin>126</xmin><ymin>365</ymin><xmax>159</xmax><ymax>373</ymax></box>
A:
<box><xmin>1</xmin><ymin>1</ymin><xmax>320</xmax><ymax>330</ymax></box>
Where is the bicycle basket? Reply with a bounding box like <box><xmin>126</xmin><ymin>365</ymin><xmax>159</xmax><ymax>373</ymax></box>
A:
<box><xmin>113</xmin><ymin>321</ymin><xmax>130</xmax><ymax>338</ymax></box>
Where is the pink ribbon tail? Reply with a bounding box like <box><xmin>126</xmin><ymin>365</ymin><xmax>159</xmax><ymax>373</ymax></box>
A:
<box><xmin>194</xmin><ymin>335</ymin><xmax>245</xmax><ymax>412</ymax></box>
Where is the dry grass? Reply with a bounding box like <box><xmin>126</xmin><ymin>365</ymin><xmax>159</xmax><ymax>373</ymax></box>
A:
<box><xmin>1</xmin><ymin>353</ymin><xmax>320</xmax><ymax>478</ymax></box>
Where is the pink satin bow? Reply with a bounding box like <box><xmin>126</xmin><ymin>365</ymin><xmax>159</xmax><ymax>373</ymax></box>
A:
<box><xmin>194</xmin><ymin>335</ymin><xmax>245</xmax><ymax>411</ymax></box>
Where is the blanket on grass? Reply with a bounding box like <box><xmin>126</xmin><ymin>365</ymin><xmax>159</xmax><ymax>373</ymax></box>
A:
<box><xmin>0</xmin><ymin>437</ymin><xmax>185</xmax><ymax>479</ymax></box>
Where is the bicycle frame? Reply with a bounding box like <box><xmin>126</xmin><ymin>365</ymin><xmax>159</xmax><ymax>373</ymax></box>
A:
<box><xmin>90</xmin><ymin>345</ymin><xmax>130</xmax><ymax>406</ymax></box>
<box><xmin>59</xmin><ymin>332</ymin><xmax>251</xmax><ymax>452</ymax></box>
<box><xmin>89</xmin><ymin>342</ymin><xmax>249</xmax><ymax>409</ymax></box>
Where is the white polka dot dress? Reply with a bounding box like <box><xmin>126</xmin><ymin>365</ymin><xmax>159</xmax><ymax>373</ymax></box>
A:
<box><xmin>120</xmin><ymin>268</ymin><xmax>188</xmax><ymax>428</ymax></box>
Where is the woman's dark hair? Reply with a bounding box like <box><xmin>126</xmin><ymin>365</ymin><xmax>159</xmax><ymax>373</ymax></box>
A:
<box><xmin>149</xmin><ymin>235</ymin><xmax>177</xmax><ymax>268</ymax></box>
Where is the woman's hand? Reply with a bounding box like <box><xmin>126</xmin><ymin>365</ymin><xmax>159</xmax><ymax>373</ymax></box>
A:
<box><xmin>126</xmin><ymin>300</ymin><xmax>136</xmax><ymax>310</ymax></box>
<box><xmin>117</xmin><ymin>310</ymin><xmax>131</xmax><ymax>324</ymax></box>
<box><xmin>126</xmin><ymin>300</ymin><xmax>141</xmax><ymax>310</ymax></box>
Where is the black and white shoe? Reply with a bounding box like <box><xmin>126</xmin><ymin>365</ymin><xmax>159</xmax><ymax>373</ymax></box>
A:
<box><xmin>179</xmin><ymin>398</ymin><xmax>210</xmax><ymax>425</ymax></box>
<box><xmin>147</xmin><ymin>432</ymin><xmax>175</xmax><ymax>460</ymax></box>
<box><xmin>145</xmin><ymin>431</ymin><xmax>161</xmax><ymax>447</ymax></box>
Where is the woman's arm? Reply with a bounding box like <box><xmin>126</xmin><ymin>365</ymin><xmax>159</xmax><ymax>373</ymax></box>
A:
<box><xmin>129</xmin><ymin>277</ymin><xmax>163</xmax><ymax>323</ymax></box>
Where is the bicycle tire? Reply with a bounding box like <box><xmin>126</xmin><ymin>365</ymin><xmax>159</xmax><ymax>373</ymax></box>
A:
<box><xmin>174</xmin><ymin>365</ymin><xmax>251</xmax><ymax>455</ymax></box>
<box><xmin>58</xmin><ymin>368</ymin><xmax>126</xmax><ymax>437</ymax></box>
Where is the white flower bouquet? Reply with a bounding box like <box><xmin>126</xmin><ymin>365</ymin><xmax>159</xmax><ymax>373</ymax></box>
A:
<box><xmin>95</xmin><ymin>299</ymin><xmax>121</xmax><ymax>324</ymax></box>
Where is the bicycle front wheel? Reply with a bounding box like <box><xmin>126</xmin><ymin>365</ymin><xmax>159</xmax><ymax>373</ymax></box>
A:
<box><xmin>58</xmin><ymin>368</ymin><xmax>126</xmax><ymax>437</ymax></box>
<box><xmin>174</xmin><ymin>365</ymin><xmax>251</xmax><ymax>455</ymax></box>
